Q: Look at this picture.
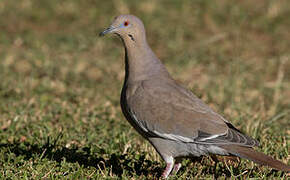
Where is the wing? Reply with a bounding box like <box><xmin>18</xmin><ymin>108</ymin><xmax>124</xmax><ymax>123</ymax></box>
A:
<box><xmin>127</xmin><ymin>78</ymin><xmax>259</xmax><ymax>147</ymax></box>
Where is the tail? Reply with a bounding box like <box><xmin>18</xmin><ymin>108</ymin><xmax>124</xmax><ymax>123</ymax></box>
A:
<box><xmin>219</xmin><ymin>145</ymin><xmax>290</xmax><ymax>172</ymax></box>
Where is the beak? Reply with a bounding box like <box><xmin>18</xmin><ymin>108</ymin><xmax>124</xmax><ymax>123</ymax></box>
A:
<box><xmin>99</xmin><ymin>26</ymin><xmax>117</xmax><ymax>37</ymax></box>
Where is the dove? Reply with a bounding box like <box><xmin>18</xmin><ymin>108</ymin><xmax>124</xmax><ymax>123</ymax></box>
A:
<box><xmin>100</xmin><ymin>14</ymin><xmax>290</xmax><ymax>178</ymax></box>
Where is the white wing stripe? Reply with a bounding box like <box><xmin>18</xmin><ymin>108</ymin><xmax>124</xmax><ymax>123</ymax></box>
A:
<box><xmin>130</xmin><ymin>109</ymin><xmax>226</xmax><ymax>143</ymax></box>
<box><xmin>198</xmin><ymin>134</ymin><xmax>220</xmax><ymax>141</ymax></box>
<box><xmin>153</xmin><ymin>130</ymin><xmax>194</xmax><ymax>143</ymax></box>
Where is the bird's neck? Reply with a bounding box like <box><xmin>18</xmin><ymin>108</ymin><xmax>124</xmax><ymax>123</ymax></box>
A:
<box><xmin>122</xmin><ymin>37</ymin><xmax>169</xmax><ymax>83</ymax></box>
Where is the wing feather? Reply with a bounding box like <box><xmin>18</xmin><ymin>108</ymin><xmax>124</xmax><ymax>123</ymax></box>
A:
<box><xmin>127</xmin><ymin>79</ymin><xmax>258</xmax><ymax>147</ymax></box>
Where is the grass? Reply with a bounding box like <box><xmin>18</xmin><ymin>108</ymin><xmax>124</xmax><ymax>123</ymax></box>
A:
<box><xmin>0</xmin><ymin>0</ymin><xmax>289</xmax><ymax>179</ymax></box>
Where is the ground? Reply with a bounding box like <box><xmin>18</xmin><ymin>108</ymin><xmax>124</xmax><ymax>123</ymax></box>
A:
<box><xmin>0</xmin><ymin>0</ymin><xmax>289</xmax><ymax>179</ymax></box>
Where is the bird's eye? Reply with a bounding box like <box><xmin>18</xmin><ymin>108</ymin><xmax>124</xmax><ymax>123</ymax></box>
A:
<box><xmin>124</xmin><ymin>21</ymin><xmax>129</xmax><ymax>26</ymax></box>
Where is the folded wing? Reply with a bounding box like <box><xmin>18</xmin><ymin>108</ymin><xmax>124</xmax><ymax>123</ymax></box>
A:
<box><xmin>127</xmin><ymin>78</ymin><xmax>259</xmax><ymax>147</ymax></box>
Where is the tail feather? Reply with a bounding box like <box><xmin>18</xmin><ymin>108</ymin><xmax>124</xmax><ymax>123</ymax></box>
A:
<box><xmin>219</xmin><ymin>145</ymin><xmax>290</xmax><ymax>172</ymax></box>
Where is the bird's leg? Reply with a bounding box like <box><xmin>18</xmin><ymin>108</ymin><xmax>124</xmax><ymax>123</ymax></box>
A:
<box><xmin>173</xmin><ymin>163</ymin><xmax>181</xmax><ymax>173</ymax></box>
<box><xmin>171</xmin><ymin>157</ymin><xmax>182</xmax><ymax>175</ymax></box>
<box><xmin>162</xmin><ymin>163</ymin><xmax>174</xmax><ymax>178</ymax></box>
<box><xmin>161</xmin><ymin>156</ymin><xmax>174</xmax><ymax>179</ymax></box>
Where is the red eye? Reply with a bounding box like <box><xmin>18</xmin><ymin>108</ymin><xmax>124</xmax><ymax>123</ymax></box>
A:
<box><xmin>124</xmin><ymin>21</ymin><xmax>129</xmax><ymax>26</ymax></box>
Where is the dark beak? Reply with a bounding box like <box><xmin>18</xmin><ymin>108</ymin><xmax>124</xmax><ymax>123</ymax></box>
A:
<box><xmin>99</xmin><ymin>26</ymin><xmax>117</xmax><ymax>37</ymax></box>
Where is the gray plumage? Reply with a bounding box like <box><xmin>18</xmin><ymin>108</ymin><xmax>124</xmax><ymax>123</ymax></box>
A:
<box><xmin>100</xmin><ymin>14</ymin><xmax>290</xmax><ymax>178</ymax></box>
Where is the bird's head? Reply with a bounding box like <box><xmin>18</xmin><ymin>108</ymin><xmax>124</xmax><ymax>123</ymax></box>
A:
<box><xmin>99</xmin><ymin>14</ymin><xmax>145</xmax><ymax>42</ymax></box>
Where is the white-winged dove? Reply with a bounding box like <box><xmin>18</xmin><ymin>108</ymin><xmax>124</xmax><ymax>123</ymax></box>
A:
<box><xmin>100</xmin><ymin>15</ymin><xmax>290</xmax><ymax>178</ymax></box>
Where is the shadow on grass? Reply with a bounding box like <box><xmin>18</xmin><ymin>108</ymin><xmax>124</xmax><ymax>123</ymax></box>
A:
<box><xmin>0</xmin><ymin>134</ymin><xmax>283</xmax><ymax>178</ymax></box>
<box><xmin>0</xmin><ymin>134</ymin><xmax>162</xmax><ymax>177</ymax></box>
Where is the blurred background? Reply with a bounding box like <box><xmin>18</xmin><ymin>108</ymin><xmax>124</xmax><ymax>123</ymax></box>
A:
<box><xmin>0</xmin><ymin>0</ymin><xmax>289</xmax><ymax>178</ymax></box>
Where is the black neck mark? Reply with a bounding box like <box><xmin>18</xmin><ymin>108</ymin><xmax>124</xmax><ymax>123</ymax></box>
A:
<box><xmin>128</xmin><ymin>34</ymin><xmax>135</xmax><ymax>41</ymax></box>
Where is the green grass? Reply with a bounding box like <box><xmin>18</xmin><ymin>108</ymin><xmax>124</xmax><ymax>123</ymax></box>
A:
<box><xmin>0</xmin><ymin>0</ymin><xmax>289</xmax><ymax>179</ymax></box>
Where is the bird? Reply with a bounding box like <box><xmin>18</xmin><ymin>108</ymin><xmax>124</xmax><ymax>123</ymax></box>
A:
<box><xmin>99</xmin><ymin>14</ymin><xmax>290</xmax><ymax>178</ymax></box>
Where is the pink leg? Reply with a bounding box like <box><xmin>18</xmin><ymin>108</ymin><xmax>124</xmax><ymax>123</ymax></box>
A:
<box><xmin>162</xmin><ymin>162</ymin><xmax>174</xmax><ymax>178</ymax></box>
<box><xmin>172</xmin><ymin>162</ymin><xmax>181</xmax><ymax>174</ymax></box>
<box><xmin>161</xmin><ymin>156</ymin><xmax>174</xmax><ymax>178</ymax></box>
<box><xmin>171</xmin><ymin>157</ymin><xmax>182</xmax><ymax>175</ymax></box>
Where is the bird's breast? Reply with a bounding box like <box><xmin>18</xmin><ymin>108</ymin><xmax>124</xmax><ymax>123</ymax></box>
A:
<box><xmin>120</xmin><ymin>83</ymin><xmax>151</xmax><ymax>138</ymax></box>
